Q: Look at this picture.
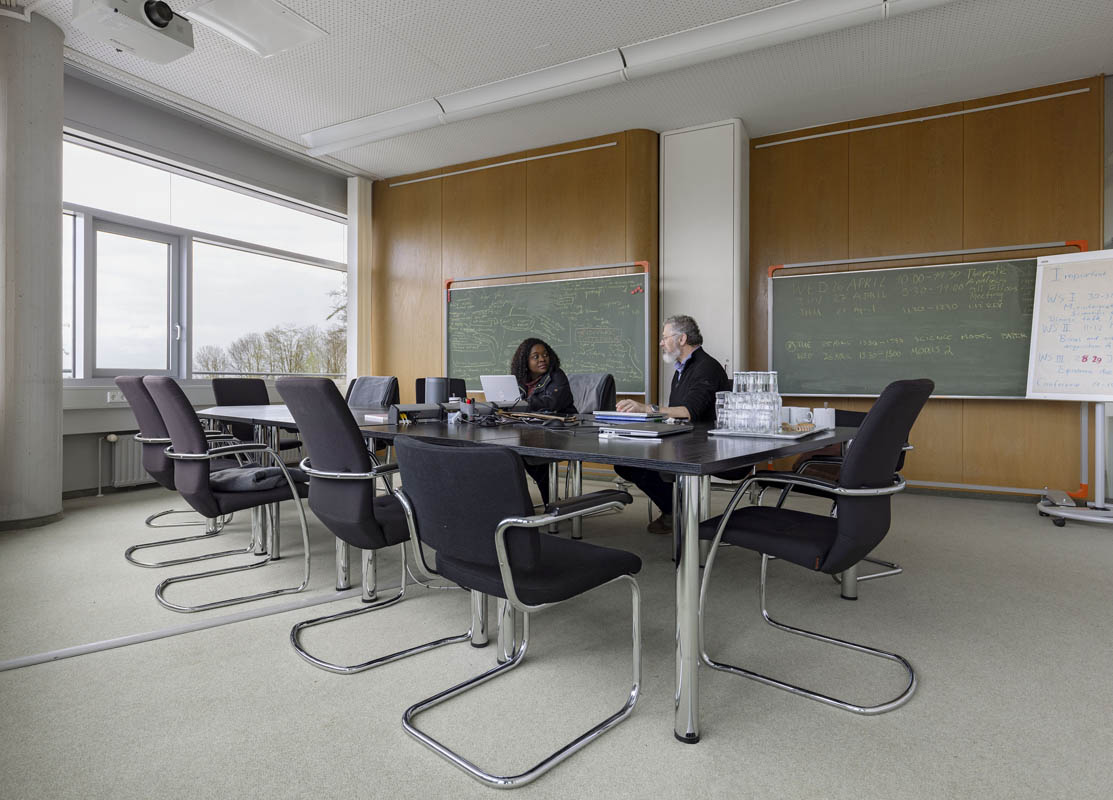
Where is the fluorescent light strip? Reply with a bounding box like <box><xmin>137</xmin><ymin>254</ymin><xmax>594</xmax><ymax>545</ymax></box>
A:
<box><xmin>387</xmin><ymin>141</ymin><xmax>617</xmax><ymax>187</ymax></box>
<box><xmin>438</xmin><ymin>50</ymin><xmax>627</xmax><ymax>122</ymax></box>
<box><xmin>622</xmin><ymin>0</ymin><xmax>880</xmax><ymax>79</ymax></box>
<box><xmin>754</xmin><ymin>87</ymin><xmax>1090</xmax><ymax>149</ymax></box>
<box><xmin>301</xmin><ymin>0</ymin><xmax>958</xmax><ymax>154</ymax></box>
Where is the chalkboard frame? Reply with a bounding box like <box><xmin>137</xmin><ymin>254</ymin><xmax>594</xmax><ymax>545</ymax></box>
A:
<box><xmin>767</xmin><ymin>258</ymin><xmax>1039</xmax><ymax>400</ymax></box>
<box><xmin>444</xmin><ymin>271</ymin><xmax>651</xmax><ymax>396</ymax></box>
<box><xmin>1027</xmin><ymin>250</ymin><xmax>1113</xmax><ymax>402</ymax></box>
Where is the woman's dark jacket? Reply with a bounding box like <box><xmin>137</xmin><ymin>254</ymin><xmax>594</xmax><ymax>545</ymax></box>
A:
<box><xmin>519</xmin><ymin>367</ymin><xmax>577</xmax><ymax>414</ymax></box>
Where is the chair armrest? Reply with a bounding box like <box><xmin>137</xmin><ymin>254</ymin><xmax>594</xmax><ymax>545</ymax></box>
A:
<box><xmin>494</xmin><ymin>490</ymin><xmax>634</xmax><ymax>613</ymax></box>
<box><xmin>135</xmin><ymin>433</ymin><xmax>170</xmax><ymax>445</ymax></box>
<box><xmin>166</xmin><ymin>442</ymin><xmax>273</xmax><ymax>460</ymax></box>
<box><xmin>750</xmin><ymin>470</ymin><xmax>906</xmax><ymax>497</ymax></box>
<box><xmin>544</xmin><ymin>489</ymin><xmax>632</xmax><ymax>518</ymax></box>
<box><xmin>298</xmin><ymin>457</ymin><xmax>399</xmax><ymax>481</ymax></box>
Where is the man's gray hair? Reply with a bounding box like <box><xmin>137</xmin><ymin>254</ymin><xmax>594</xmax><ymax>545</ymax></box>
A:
<box><xmin>664</xmin><ymin>314</ymin><xmax>703</xmax><ymax>346</ymax></box>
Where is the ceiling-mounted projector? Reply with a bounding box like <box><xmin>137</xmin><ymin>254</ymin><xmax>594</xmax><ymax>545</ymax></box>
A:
<box><xmin>72</xmin><ymin>0</ymin><xmax>194</xmax><ymax>64</ymax></box>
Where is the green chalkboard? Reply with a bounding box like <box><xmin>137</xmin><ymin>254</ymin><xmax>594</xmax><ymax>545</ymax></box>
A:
<box><xmin>770</xmin><ymin>259</ymin><xmax>1037</xmax><ymax>397</ymax></box>
<box><xmin>447</xmin><ymin>273</ymin><xmax>648</xmax><ymax>395</ymax></box>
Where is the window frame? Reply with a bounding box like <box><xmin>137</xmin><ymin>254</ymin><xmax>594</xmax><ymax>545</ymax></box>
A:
<box><xmin>89</xmin><ymin>219</ymin><xmax>181</xmax><ymax>378</ymax></box>
<box><xmin>64</xmin><ymin>202</ymin><xmax>347</xmax><ymax>384</ymax></box>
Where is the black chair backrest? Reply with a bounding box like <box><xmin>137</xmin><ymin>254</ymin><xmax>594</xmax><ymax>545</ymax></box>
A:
<box><xmin>115</xmin><ymin>375</ymin><xmax>175</xmax><ymax>490</ymax></box>
<box><xmin>823</xmin><ymin>378</ymin><xmax>934</xmax><ymax>573</ymax></box>
<box><xmin>277</xmin><ymin>378</ymin><xmax>396</xmax><ymax>549</ymax></box>
<box><xmin>415</xmin><ymin>378</ymin><xmax>467</xmax><ymax>404</ymax></box>
<box><xmin>394</xmin><ymin>437</ymin><xmax>541</xmax><ymax>571</ymax></box>
<box><xmin>144</xmin><ymin>376</ymin><xmax>221</xmax><ymax>518</ymax></box>
<box><xmin>345</xmin><ymin>376</ymin><xmax>400</xmax><ymax>408</ymax></box>
<box><xmin>568</xmin><ymin>373</ymin><xmax>617</xmax><ymax>414</ymax></box>
<box><xmin>212</xmin><ymin>378</ymin><xmax>269</xmax><ymax>442</ymax></box>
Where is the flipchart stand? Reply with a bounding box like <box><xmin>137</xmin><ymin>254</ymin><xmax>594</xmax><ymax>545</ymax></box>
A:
<box><xmin>1038</xmin><ymin>403</ymin><xmax>1112</xmax><ymax>526</ymax></box>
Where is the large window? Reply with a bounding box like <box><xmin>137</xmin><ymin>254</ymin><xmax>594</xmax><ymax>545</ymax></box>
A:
<box><xmin>62</xmin><ymin>140</ymin><xmax>347</xmax><ymax>380</ymax></box>
<box><xmin>192</xmin><ymin>243</ymin><xmax>346</xmax><ymax>379</ymax></box>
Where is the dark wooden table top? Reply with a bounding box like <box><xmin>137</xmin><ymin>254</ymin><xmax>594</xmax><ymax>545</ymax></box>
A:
<box><xmin>197</xmin><ymin>405</ymin><xmax>854</xmax><ymax>476</ymax></box>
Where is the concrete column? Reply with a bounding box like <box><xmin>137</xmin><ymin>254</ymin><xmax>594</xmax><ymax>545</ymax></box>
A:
<box><xmin>0</xmin><ymin>14</ymin><xmax>65</xmax><ymax>527</ymax></box>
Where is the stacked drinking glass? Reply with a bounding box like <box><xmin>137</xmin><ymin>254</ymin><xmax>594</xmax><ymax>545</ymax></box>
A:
<box><xmin>716</xmin><ymin>371</ymin><xmax>782</xmax><ymax>433</ymax></box>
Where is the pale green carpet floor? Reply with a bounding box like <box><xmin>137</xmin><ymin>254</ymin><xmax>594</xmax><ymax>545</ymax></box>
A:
<box><xmin>2</xmin><ymin>482</ymin><xmax>1112</xmax><ymax>799</ymax></box>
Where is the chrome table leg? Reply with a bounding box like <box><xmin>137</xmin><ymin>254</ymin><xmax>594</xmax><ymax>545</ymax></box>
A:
<box><xmin>265</xmin><ymin>425</ymin><xmax>282</xmax><ymax>560</ymax></box>
<box><xmin>547</xmin><ymin>462</ymin><xmax>560</xmax><ymax>533</ymax></box>
<box><xmin>675</xmin><ymin>473</ymin><xmax>701</xmax><ymax>743</ymax></box>
<box><xmin>471</xmin><ymin>591</ymin><xmax>489</xmax><ymax>648</ymax></box>
<box><xmin>699</xmin><ymin>475</ymin><xmax>711</xmax><ymax>565</ymax></box>
<box><xmin>570</xmin><ymin>460</ymin><xmax>584</xmax><ymax>539</ymax></box>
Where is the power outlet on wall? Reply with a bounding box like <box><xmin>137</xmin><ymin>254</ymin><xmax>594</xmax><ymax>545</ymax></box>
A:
<box><xmin>106</xmin><ymin>390</ymin><xmax>127</xmax><ymax>404</ymax></box>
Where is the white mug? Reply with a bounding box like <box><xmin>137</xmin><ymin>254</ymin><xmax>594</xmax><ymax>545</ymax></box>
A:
<box><xmin>812</xmin><ymin>407</ymin><xmax>836</xmax><ymax>429</ymax></box>
<box><xmin>781</xmin><ymin>406</ymin><xmax>814</xmax><ymax>425</ymax></box>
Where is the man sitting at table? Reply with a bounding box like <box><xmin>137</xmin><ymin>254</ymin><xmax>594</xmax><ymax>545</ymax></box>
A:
<box><xmin>615</xmin><ymin>314</ymin><xmax>730</xmax><ymax>534</ymax></box>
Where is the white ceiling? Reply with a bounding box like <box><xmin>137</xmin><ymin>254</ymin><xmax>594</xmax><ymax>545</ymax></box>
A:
<box><xmin>40</xmin><ymin>0</ymin><xmax>1113</xmax><ymax>179</ymax></box>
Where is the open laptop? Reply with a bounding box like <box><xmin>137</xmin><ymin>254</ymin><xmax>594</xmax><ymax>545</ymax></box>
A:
<box><xmin>479</xmin><ymin>375</ymin><xmax>523</xmax><ymax>405</ymax></box>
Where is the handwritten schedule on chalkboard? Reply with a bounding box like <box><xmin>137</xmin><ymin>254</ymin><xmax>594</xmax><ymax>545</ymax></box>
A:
<box><xmin>447</xmin><ymin>273</ymin><xmax>648</xmax><ymax>395</ymax></box>
<box><xmin>770</xmin><ymin>259</ymin><xmax>1037</xmax><ymax>397</ymax></box>
<box><xmin>1027</xmin><ymin>251</ymin><xmax>1113</xmax><ymax>401</ymax></box>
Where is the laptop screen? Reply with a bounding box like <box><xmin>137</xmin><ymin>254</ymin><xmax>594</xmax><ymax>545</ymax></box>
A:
<box><xmin>479</xmin><ymin>375</ymin><xmax>521</xmax><ymax>404</ymax></box>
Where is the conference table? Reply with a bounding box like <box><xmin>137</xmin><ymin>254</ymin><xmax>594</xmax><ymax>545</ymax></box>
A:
<box><xmin>198</xmin><ymin>403</ymin><xmax>854</xmax><ymax>743</ymax></box>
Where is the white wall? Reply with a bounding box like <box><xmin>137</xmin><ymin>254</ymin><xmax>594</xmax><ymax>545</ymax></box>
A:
<box><xmin>64</xmin><ymin>70</ymin><xmax>348</xmax><ymax>215</ymax></box>
<box><xmin>658</xmin><ymin>119</ymin><xmax>748</xmax><ymax>399</ymax></box>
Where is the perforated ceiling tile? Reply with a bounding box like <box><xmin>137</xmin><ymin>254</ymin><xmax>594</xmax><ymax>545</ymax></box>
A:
<box><xmin>37</xmin><ymin>0</ymin><xmax>1113</xmax><ymax>179</ymax></box>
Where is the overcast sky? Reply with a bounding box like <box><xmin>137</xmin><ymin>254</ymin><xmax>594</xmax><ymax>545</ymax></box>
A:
<box><xmin>64</xmin><ymin>143</ymin><xmax>346</xmax><ymax>370</ymax></box>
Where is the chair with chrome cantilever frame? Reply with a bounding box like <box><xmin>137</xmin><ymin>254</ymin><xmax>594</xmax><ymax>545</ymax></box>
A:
<box><xmin>394</xmin><ymin>436</ymin><xmax>640</xmax><ymax>788</ymax></box>
<box><xmin>143</xmin><ymin>376</ymin><xmax>312</xmax><ymax>613</ymax></box>
<box><xmin>698</xmin><ymin>378</ymin><xmax>933</xmax><ymax>715</ymax></box>
<box><xmin>760</xmin><ymin>408</ymin><xmax>917</xmax><ymax>589</ymax></box>
<box><xmin>277</xmin><ymin>377</ymin><xmax>478</xmax><ymax>673</ymax></box>
<box><xmin>115</xmin><ymin>375</ymin><xmax>244</xmax><ymax>567</ymax></box>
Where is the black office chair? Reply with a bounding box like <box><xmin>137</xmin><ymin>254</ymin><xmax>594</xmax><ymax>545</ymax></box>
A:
<box><xmin>345</xmin><ymin>375</ymin><xmax>400</xmax><ymax>407</ymax></box>
<box><xmin>277</xmin><ymin>377</ymin><xmax>475</xmax><ymax>673</ymax></box>
<box><xmin>415</xmin><ymin>377</ymin><xmax>466</xmax><ymax>403</ymax></box>
<box><xmin>143</xmin><ymin>377</ymin><xmax>312</xmax><ymax>613</ymax></box>
<box><xmin>567</xmin><ymin>372</ymin><xmax>616</xmax><ymax>414</ymax></box>
<box><xmin>393</xmin><ymin>436</ymin><xmax>640</xmax><ymax>788</ymax></box>
<box><xmin>211</xmin><ymin>377</ymin><xmax>302</xmax><ymax>454</ymax></box>
<box><xmin>698</xmin><ymin>378</ymin><xmax>933</xmax><ymax>715</ymax></box>
<box><xmin>115</xmin><ymin>375</ymin><xmax>245</xmax><ymax>567</ymax></box>
<box><xmin>760</xmin><ymin>407</ymin><xmax>917</xmax><ymax>586</ymax></box>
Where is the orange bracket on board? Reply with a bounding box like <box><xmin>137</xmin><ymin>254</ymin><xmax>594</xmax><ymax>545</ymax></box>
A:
<box><xmin>1068</xmin><ymin>483</ymin><xmax>1089</xmax><ymax>500</ymax></box>
<box><xmin>768</xmin><ymin>264</ymin><xmax>784</xmax><ymax>277</ymax></box>
<box><xmin>445</xmin><ymin>279</ymin><xmax>454</xmax><ymax>301</ymax></box>
<box><xmin>1065</xmin><ymin>239</ymin><xmax>1089</xmax><ymax>252</ymax></box>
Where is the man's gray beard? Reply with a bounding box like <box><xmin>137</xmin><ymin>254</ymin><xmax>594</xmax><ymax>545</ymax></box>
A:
<box><xmin>661</xmin><ymin>348</ymin><xmax>679</xmax><ymax>364</ymax></box>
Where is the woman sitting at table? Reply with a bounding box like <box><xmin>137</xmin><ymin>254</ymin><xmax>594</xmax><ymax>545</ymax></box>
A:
<box><xmin>510</xmin><ymin>337</ymin><xmax>577</xmax><ymax>504</ymax></box>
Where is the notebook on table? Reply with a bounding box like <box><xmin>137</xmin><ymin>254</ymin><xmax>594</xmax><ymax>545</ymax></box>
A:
<box><xmin>592</xmin><ymin>410</ymin><xmax>666</xmax><ymax>422</ymax></box>
<box><xmin>597</xmin><ymin>422</ymin><xmax>693</xmax><ymax>438</ymax></box>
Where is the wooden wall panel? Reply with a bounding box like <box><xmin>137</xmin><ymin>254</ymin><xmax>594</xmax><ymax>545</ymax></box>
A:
<box><xmin>848</xmin><ymin>105</ymin><xmax>964</xmax><ymax>265</ymax></box>
<box><xmin>964</xmin><ymin>78</ymin><xmax>1102</xmax><ymax>258</ymax></box>
<box><xmin>957</xmin><ymin>77</ymin><xmax>1102</xmax><ymax>493</ymax></box>
<box><xmin>370</xmin><ymin>174</ymin><xmax>442</xmax><ymax>403</ymax></box>
<box><xmin>525</xmin><ymin>133</ymin><xmax>626</xmax><ymax>276</ymax></box>
<box><xmin>369</xmin><ymin>130</ymin><xmax>660</xmax><ymax>413</ymax></box>
<box><xmin>442</xmin><ymin>157</ymin><xmax>527</xmax><ymax>287</ymax></box>
<box><xmin>750</xmin><ymin>77</ymin><xmax>1105</xmax><ymax>496</ymax></box>
<box><xmin>749</xmin><ymin>123</ymin><xmax>849</xmax><ymax>369</ymax></box>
